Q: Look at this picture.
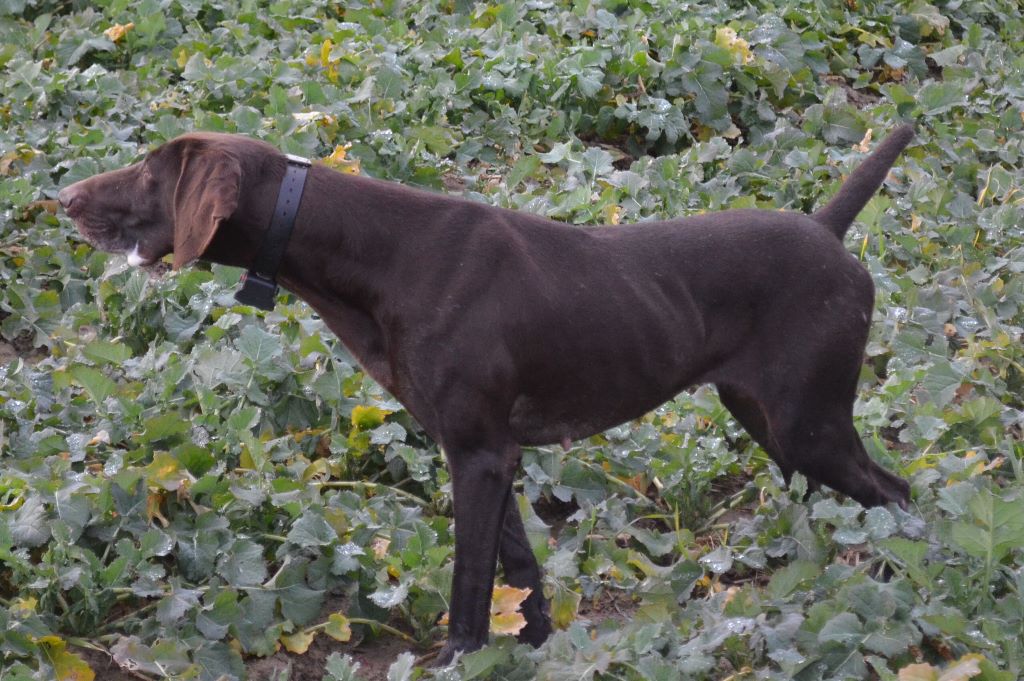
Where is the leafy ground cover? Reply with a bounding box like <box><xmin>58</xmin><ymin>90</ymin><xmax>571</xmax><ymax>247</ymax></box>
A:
<box><xmin>1</xmin><ymin>0</ymin><xmax>1023</xmax><ymax>679</ymax></box>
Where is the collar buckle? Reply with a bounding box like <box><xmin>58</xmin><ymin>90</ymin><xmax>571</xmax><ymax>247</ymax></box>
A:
<box><xmin>234</xmin><ymin>271</ymin><xmax>278</xmax><ymax>310</ymax></box>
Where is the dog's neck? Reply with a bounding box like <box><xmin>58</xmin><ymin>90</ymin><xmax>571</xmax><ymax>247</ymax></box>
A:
<box><xmin>219</xmin><ymin>161</ymin><xmax>461</xmax><ymax>392</ymax></box>
<box><xmin>277</xmin><ymin>165</ymin><xmax>422</xmax><ymax>304</ymax></box>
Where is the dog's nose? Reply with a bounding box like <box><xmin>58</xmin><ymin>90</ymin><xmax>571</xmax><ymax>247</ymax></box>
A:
<box><xmin>57</xmin><ymin>185</ymin><xmax>82</xmax><ymax>213</ymax></box>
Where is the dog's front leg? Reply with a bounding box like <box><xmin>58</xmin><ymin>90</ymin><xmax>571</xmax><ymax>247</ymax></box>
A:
<box><xmin>436</xmin><ymin>442</ymin><xmax>520</xmax><ymax>665</ymax></box>
<box><xmin>499</xmin><ymin>498</ymin><xmax>552</xmax><ymax>646</ymax></box>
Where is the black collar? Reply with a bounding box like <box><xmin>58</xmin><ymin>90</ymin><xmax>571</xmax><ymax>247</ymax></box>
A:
<box><xmin>234</xmin><ymin>153</ymin><xmax>312</xmax><ymax>310</ymax></box>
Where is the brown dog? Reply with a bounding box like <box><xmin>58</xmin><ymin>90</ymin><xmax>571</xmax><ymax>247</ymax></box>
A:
<box><xmin>59</xmin><ymin>126</ymin><xmax>913</xmax><ymax>662</ymax></box>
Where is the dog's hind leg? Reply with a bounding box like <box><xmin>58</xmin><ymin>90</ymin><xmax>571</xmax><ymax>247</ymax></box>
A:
<box><xmin>499</xmin><ymin>498</ymin><xmax>552</xmax><ymax>646</ymax></box>
<box><xmin>757</xmin><ymin>375</ymin><xmax>910</xmax><ymax>509</ymax></box>
<box><xmin>717</xmin><ymin>385</ymin><xmax>794</xmax><ymax>481</ymax></box>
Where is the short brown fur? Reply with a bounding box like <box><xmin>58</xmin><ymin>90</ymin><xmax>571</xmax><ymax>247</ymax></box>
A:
<box><xmin>60</xmin><ymin>126</ymin><xmax>914</xmax><ymax>663</ymax></box>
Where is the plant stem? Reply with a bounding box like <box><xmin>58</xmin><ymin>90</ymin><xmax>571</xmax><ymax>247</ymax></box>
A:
<box><xmin>316</xmin><ymin>480</ymin><xmax>429</xmax><ymax>507</ymax></box>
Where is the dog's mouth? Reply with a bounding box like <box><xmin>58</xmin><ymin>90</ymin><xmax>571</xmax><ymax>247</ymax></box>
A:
<box><xmin>125</xmin><ymin>243</ymin><xmax>157</xmax><ymax>267</ymax></box>
<box><xmin>72</xmin><ymin>221</ymin><xmax>157</xmax><ymax>267</ymax></box>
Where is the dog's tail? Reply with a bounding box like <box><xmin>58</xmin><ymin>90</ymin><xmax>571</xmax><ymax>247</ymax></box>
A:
<box><xmin>812</xmin><ymin>124</ymin><xmax>914</xmax><ymax>239</ymax></box>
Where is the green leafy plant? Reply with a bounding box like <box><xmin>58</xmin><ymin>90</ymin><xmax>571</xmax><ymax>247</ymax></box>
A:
<box><xmin>1</xmin><ymin>0</ymin><xmax>1023</xmax><ymax>679</ymax></box>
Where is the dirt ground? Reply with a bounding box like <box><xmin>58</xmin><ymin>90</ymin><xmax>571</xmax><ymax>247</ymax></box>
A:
<box><xmin>74</xmin><ymin>625</ymin><xmax>422</xmax><ymax>681</ymax></box>
<box><xmin>247</xmin><ymin>630</ymin><xmax>417</xmax><ymax>681</ymax></box>
<box><xmin>0</xmin><ymin>340</ymin><xmax>18</xmax><ymax>365</ymax></box>
<box><xmin>72</xmin><ymin>588</ymin><xmax>638</xmax><ymax>680</ymax></box>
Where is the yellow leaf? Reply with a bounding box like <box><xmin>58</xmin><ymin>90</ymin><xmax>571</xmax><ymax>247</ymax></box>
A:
<box><xmin>11</xmin><ymin>597</ymin><xmax>36</xmax><ymax>616</ymax></box>
<box><xmin>143</xmin><ymin>451</ymin><xmax>188</xmax><ymax>491</ymax></box>
<box><xmin>621</xmin><ymin>473</ymin><xmax>648</xmax><ymax>494</ymax></box>
<box><xmin>317</xmin><ymin>39</ymin><xmax>340</xmax><ymax>83</ymax></box>
<box><xmin>898</xmin><ymin>654</ymin><xmax>985</xmax><ymax>681</ymax></box>
<box><xmin>490</xmin><ymin>611</ymin><xmax>528</xmax><ymax>636</ymax></box>
<box><xmin>351</xmin><ymin>404</ymin><xmax>390</xmax><ymax>430</ymax></box>
<box><xmin>0</xmin><ymin>146</ymin><xmax>38</xmax><ymax>176</ymax></box>
<box><xmin>550</xmin><ymin>587</ymin><xmax>580</xmax><ymax>629</ymax></box>
<box><xmin>491</xmin><ymin>585</ymin><xmax>531</xmax><ymax>614</ymax></box>
<box><xmin>854</xmin><ymin>128</ymin><xmax>874</xmax><ymax>153</ymax></box>
<box><xmin>103</xmin><ymin>22</ymin><xmax>134</xmax><ymax>43</ymax></box>
<box><xmin>323</xmin><ymin>143</ymin><xmax>361</xmax><ymax>175</ymax></box>
<box><xmin>320</xmin><ymin>38</ymin><xmax>333</xmax><ymax>67</ymax></box>
<box><xmin>87</xmin><ymin>430</ymin><xmax>111</xmax><ymax>446</ymax></box>
<box><xmin>280</xmin><ymin>629</ymin><xmax>317</xmax><ymax>654</ymax></box>
<box><xmin>325</xmin><ymin>613</ymin><xmax>352</xmax><ymax>642</ymax></box>
<box><xmin>714</xmin><ymin>27</ymin><xmax>753</xmax><ymax>65</ymax></box>
<box><xmin>0</xmin><ymin>492</ymin><xmax>25</xmax><ymax>511</ymax></box>
<box><xmin>302</xmin><ymin>458</ymin><xmax>332</xmax><ymax>482</ymax></box>
<box><xmin>146</xmin><ymin>492</ymin><xmax>169</xmax><ymax>528</ymax></box>
<box><xmin>371</xmin><ymin>536</ymin><xmax>391</xmax><ymax>559</ymax></box>
<box><xmin>323</xmin><ymin>507</ymin><xmax>348</xmax><ymax>537</ymax></box>
<box><xmin>603</xmin><ymin>204</ymin><xmax>622</xmax><ymax>225</ymax></box>
<box><xmin>293</xmin><ymin>111</ymin><xmax>336</xmax><ymax>128</ymax></box>
<box><xmin>489</xmin><ymin>585</ymin><xmax>531</xmax><ymax>636</ymax></box>
<box><xmin>37</xmin><ymin>637</ymin><xmax>95</xmax><ymax>681</ymax></box>
<box><xmin>938</xmin><ymin>655</ymin><xmax>985</xmax><ymax>681</ymax></box>
<box><xmin>899</xmin><ymin>664</ymin><xmax>938</xmax><ymax>681</ymax></box>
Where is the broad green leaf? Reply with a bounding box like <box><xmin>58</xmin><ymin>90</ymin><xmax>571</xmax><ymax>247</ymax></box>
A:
<box><xmin>768</xmin><ymin>560</ymin><xmax>821</xmax><ymax>599</ymax></box>
<box><xmin>69</xmin><ymin>364</ymin><xmax>115</xmax><ymax>404</ymax></box>
<box><xmin>950</xmin><ymin>490</ymin><xmax>1024</xmax><ymax>564</ymax></box>
<box><xmin>917</xmin><ymin>82</ymin><xmax>965</xmax><ymax>116</ymax></box>
<box><xmin>411</xmin><ymin>125</ymin><xmax>459</xmax><ymax>155</ymax></box>
<box><xmin>11</xmin><ymin>495</ymin><xmax>50</xmax><ymax>547</ymax></box>
<box><xmin>386</xmin><ymin>652</ymin><xmax>417</xmax><ymax>681</ymax></box>
<box><xmin>236</xmin><ymin>324</ymin><xmax>282</xmax><ymax>367</ymax></box>
<box><xmin>908</xmin><ymin>1</ymin><xmax>950</xmax><ymax>37</ymax></box>
<box><xmin>287</xmin><ymin>509</ymin><xmax>338</xmax><ymax>547</ymax></box>
<box><xmin>323</xmin><ymin>653</ymin><xmax>362</xmax><ymax>681</ymax></box>
<box><xmin>82</xmin><ymin>339</ymin><xmax>131</xmax><ymax>365</ymax></box>
<box><xmin>139</xmin><ymin>412</ymin><xmax>190</xmax><ymax>445</ymax></box>
<box><xmin>880</xmin><ymin>538</ymin><xmax>931</xmax><ymax>587</ymax></box>
<box><xmin>461</xmin><ymin>644</ymin><xmax>511</xmax><ymax>679</ymax></box>
<box><xmin>369</xmin><ymin>581</ymin><xmax>409</xmax><ymax>609</ymax></box>
<box><xmin>273</xmin><ymin>564</ymin><xmax>325</xmax><ymax>626</ymax></box>
<box><xmin>818</xmin><ymin>612</ymin><xmax>863</xmax><ymax>646</ymax></box>
<box><xmin>217</xmin><ymin>539</ymin><xmax>267</xmax><ymax>587</ymax></box>
<box><xmin>507</xmin><ymin>155</ymin><xmax>541</xmax><ymax>188</ymax></box>
<box><xmin>156</xmin><ymin>586</ymin><xmax>201</xmax><ymax>626</ymax></box>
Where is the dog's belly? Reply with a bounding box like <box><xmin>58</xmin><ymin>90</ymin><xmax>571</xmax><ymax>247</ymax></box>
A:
<box><xmin>507</xmin><ymin>373</ymin><xmax>694</xmax><ymax>447</ymax></box>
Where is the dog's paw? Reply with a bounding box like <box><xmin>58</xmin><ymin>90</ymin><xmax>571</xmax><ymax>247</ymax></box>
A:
<box><xmin>433</xmin><ymin>642</ymin><xmax>459</xmax><ymax>667</ymax></box>
<box><xmin>517</xmin><ymin>603</ymin><xmax>553</xmax><ymax>647</ymax></box>
<box><xmin>857</xmin><ymin>464</ymin><xmax>911</xmax><ymax>509</ymax></box>
<box><xmin>874</xmin><ymin>465</ymin><xmax>911</xmax><ymax>509</ymax></box>
<box><xmin>433</xmin><ymin>637</ymin><xmax>485</xmax><ymax>667</ymax></box>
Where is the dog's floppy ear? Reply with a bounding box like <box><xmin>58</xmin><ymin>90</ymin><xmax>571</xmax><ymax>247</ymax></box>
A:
<box><xmin>172</xmin><ymin>145</ymin><xmax>241</xmax><ymax>270</ymax></box>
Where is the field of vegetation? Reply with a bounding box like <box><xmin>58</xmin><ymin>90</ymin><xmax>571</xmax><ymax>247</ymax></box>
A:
<box><xmin>1</xmin><ymin>0</ymin><xmax>1023</xmax><ymax>679</ymax></box>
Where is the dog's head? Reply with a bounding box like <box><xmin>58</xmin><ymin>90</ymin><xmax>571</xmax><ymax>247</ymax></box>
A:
<box><xmin>58</xmin><ymin>133</ymin><xmax>255</xmax><ymax>270</ymax></box>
